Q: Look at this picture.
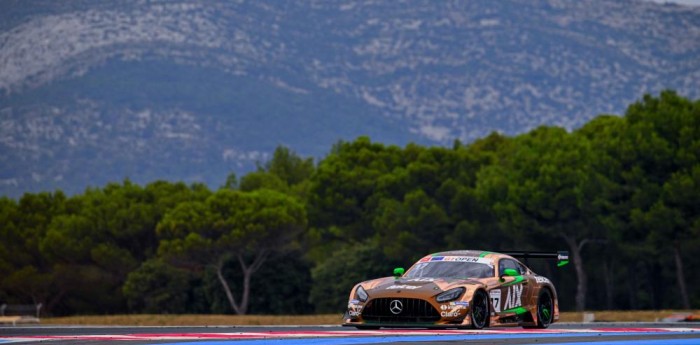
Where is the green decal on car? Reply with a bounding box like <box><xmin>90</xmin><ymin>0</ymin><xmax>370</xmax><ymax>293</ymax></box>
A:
<box><xmin>502</xmin><ymin>275</ymin><xmax>525</xmax><ymax>286</ymax></box>
<box><xmin>503</xmin><ymin>306</ymin><xmax>528</xmax><ymax>314</ymax></box>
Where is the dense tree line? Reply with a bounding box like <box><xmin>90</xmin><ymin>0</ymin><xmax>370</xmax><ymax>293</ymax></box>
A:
<box><xmin>1</xmin><ymin>91</ymin><xmax>698</xmax><ymax>316</ymax></box>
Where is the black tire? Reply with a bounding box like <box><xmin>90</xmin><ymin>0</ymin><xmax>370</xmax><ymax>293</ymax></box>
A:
<box><xmin>356</xmin><ymin>325</ymin><xmax>380</xmax><ymax>330</ymax></box>
<box><xmin>470</xmin><ymin>289</ymin><xmax>489</xmax><ymax>329</ymax></box>
<box><xmin>534</xmin><ymin>289</ymin><xmax>554</xmax><ymax>328</ymax></box>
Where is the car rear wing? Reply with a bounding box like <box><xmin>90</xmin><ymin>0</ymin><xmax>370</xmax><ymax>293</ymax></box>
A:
<box><xmin>504</xmin><ymin>251</ymin><xmax>569</xmax><ymax>267</ymax></box>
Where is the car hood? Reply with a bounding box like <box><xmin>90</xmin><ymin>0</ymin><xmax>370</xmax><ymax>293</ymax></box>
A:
<box><xmin>361</xmin><ymin>276</ymin><xmax>485</xmax><ymax>297</ymax></box>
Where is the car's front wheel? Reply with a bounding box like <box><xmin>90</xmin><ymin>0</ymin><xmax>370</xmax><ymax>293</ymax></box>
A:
<box><xmin>470</xmin><ymin>289</ymin><xmax>489</xmax><ymax>329</ymax></box>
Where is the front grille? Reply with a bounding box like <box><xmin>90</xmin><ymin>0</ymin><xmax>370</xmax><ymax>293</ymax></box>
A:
<box><xmin>362</xmin><ymin>297</ymin><xmax>441</xmax><ymax>323</ymax></box>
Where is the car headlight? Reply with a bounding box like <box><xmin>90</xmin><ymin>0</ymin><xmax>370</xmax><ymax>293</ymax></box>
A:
<box><xmin>436</xmin><ymin>287</ymin><xmax>465</xmax><ymax>302</ymax></box>
<box><xmin>356</xmin><ymin>285</ymin><xmax>368</xmax><ymax>302</ymax></box>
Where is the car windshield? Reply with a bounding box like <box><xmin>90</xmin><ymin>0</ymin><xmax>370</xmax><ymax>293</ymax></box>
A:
<box><xmin>405</xmin><ymin>261</ymin><xmax>494</xmax><ymax>279</ymax></box>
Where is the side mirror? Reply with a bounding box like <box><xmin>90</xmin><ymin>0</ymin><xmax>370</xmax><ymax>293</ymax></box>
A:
<box><xmin>499</xmin><ymin>268</ymin><xmax>519</xmax><ymax>281</ymax></box>
<box><xmin>393</xmin><ymin>267</ymin><xmax>405</xmax><ymax>278</ymax></box>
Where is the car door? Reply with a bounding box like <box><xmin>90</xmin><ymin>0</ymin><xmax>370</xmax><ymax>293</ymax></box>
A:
<box><xmin>489</xmin><ymin>258</ymin><xmax>530</xmax><ymax>315</ymax></box>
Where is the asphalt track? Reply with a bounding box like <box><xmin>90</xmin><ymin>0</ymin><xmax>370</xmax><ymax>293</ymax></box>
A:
<box><xmin>1</xmin><ymin>323</ymin><xmax>699</xmax><ymax>345</ymax></box>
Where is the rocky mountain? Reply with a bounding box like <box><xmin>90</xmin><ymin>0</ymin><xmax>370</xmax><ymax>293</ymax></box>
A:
<box><xmin>1</xmin><ymin>0</ymin><xmax>699</xmax><ymax>197</ymax></box>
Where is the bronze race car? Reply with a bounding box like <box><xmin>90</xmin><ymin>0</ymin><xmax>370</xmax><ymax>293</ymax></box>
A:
<box><xmin>343</xmin><ymin>250</ymin><xmax>568</xmax><ymax>329</ymax></box>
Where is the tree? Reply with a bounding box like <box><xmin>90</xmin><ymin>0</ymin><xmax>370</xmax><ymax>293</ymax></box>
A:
<box><xmin>157</xmin><ymin>189</ymin><xmax>307</xmax><ymax>314</ymax></box>
<box><xmin>372</xmin><ymin>189</ymin><xmax>450</xmax><ymax>261</ymax></box>
<box><xmin>36</xmin><ymin>180</ymin><xmax>210</xmax><ymax>315</ymax></box>
<box><xmin>203</xmin><ymin>250</ymin><xmax>314</xmax><ymax>314</ymax></box>
<box><xmin>610</xmin><ymin>91</ymin><xmax>699</xmax><ymax>309</ymax></box>
<box><xmin>222</xmin><ymin>173</ymin><xmax>238</xmax><ymax>190</ymax></box>
<box><xmin>309</xmin><ymin>241</ymin><xmax>399</xmax><ymax>313</ymax></box>
<box><xmin>122</xmin><ymin>258</ymin><xmax>192</xmax><ymax>313</ymax></box>
<box><xmin>0</xmin><ymin>192</ymin><xmax>68</xmax><ymax>312</ymax></box>
<box><xmin>477</xmin><ymin>127</ymin><xmax>604</xmax><ymax>311</ymax></box>
<box><xmin>239</xmin><ymin>172</ymin><xmax>288</xmax><ymax>193</ymax></box>
<box><xmin>263</xmin><ymin>146</ymin><xmax>314</xmax><ymax>187</ymax></box>
<box><xmin>247</xmin><ymin>146</ymin><xmax>315</xmax><ymax>200</ymax></box>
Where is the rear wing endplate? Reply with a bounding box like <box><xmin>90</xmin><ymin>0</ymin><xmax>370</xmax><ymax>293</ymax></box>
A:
<box><xmin>504</xmin><ymin>251</ymin><xmax>569</xmax><ymax>267</ymax></box>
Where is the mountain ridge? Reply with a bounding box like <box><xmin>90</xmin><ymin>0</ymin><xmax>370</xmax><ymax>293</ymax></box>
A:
<box><xmin>1</xmin><ymin>0</ymin><xmax>699</xmax><ymax>197</ymax></box>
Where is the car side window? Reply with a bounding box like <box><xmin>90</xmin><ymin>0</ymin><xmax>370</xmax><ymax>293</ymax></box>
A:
<box><xmin>498</xmin><ymin>259</ymin><xmax>519</xmax><ymax>276</ymax></box>
<box><xmin>516</xmin><ymin>262</ymin><xmax>528</xmax><ymax>275</ymax></box>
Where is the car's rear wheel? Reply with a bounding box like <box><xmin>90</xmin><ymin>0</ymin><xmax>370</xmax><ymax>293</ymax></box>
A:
<box><xmin>534</xmin><ymin>289</ymin><xmax>554</xmax><ymax>328</ymax></box>
<box><xmin>470</xmin><ymin>290</ymin><xmax>489</xmax><ymax>329</ymax></box>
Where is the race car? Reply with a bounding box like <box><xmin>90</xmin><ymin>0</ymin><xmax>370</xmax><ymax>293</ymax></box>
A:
<box><xmin>343</xmin><ymin>250</ymin><xmax>568</xmax><ymax>329</ymax></box>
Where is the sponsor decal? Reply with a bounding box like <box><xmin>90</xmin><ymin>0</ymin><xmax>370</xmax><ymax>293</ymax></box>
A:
<box><xmin>429</xmin><ymin>256</ymin><xmax>494</xmax><ymax>266</ymax></box>
<box><xmin>534</xmin><ymin>276</ymin><xmax>550</xmax><ymax>284</ymax></box>
<box><xmin>440</xmin><ymin>311</ymin><xmax>461</xmax><ymax>317</ymax></box>
<box><xmin>348</xmin><ymin>298</ymin><xmax>363</xmax><ymax>316</ymax></box>
<box><xmin>406</xmin><ymin>278</ymin><xmax>435</xmax><ymax>282</ymax></box>
<box><xmin>441</xmin><ymin>302</ymin><xmax>467</xmax><ymax>314</ymax></box>
<box><xmin>386</xmin><ymin>284</ymin><xmax>421</xmax><ymax>290</ymax></box>
<box><xmin>503</xmin><ymin>284</ymin><xmax>524</xmax><ymax>311</ymax></box>
<box><xmin>419</xmin><ymin>255</ymin><xmax>433</xmax><ymax>262</ymax></box>
<box><xmin>492</xmin><ymin>284</ymin><xmax>524</xmax><ymax>313</ymax></box>
<box><xmin>442</xmin><ymin>256</ymin><xmax>479</xmax><ymax>262</ymax></box>
<box><xmin>490</xmin><ymin>289</ymin><xmax>502</xmax><ymax>312</ymax></box>
<box><xmin>348</xmin><ymin>299</ymin><xmax>361</xmax><ymax>308</ymax></box>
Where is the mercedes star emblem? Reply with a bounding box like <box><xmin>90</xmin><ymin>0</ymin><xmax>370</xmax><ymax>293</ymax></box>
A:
<box><xmin>389</xmin><ymin>299</ymin><xmax>403</xmax><ymax>315</ymax></box>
